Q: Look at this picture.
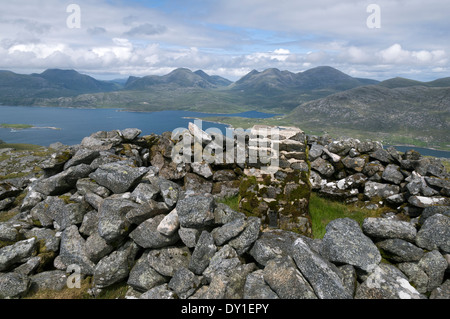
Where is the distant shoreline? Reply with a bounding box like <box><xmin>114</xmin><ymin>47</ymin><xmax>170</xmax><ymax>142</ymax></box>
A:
<box><xmin>1</xmin><ymin>123</ymin><xmax>61</xmax><ymax>131</ymax></box>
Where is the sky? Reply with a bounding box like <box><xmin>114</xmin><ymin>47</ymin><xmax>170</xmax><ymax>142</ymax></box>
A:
<box><xmin>0</xmin><ymin>0</ymin><xmax>449</xmax><ymax>81</ymax></box>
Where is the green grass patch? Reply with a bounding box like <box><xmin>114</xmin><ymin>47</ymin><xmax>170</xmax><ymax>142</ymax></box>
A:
<box><xmin>1</xmin><ymin>123</ymin><xmax>33</xmax><ymax>130</ymax></box>
<box><xmin>217</xmin><ymin>195</ymin><xmax>240</xmax><ymax>211</ymax></box>
<box><xmin>309</xmin><ymin>193</ymin><xmax>383</xmax><ymax>239</ymax></box>
<box><xmin>0</xmin><ymin>210</ymin><xmax>19</xmax><ymax>223</ymax></box>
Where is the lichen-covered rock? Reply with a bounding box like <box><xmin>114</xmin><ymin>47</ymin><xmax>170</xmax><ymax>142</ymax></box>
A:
<box><xmin>29</xmin><ymin>270</ymin><xmax>68</xmax><ymax>292</ymax></box>
<box><xmin>127</xmin><ymin>251</ymin><xmax>167</xmax><ymax>292</ymax></box>
<box><xmin>64</xmin><ymin>148</ymin><xmax>100</xmax><ymax>170</ymax></box>
<box><xmin>93</xmin><ymin>241</ymin><xmax>139</xmax><ymax>289</ymax></box>
<box><xmin>341</xmin><ymin>156</ymin><xmax>366</xmax><ymax>172</ymax></box>
<box><xmin>364</xmin><ymin>182</ymin><xmax>400</xmax><ymax>199</ymax></box>
<box><xmin>397</xmin><ymin>262</ymin><xmax>429</xmax><ymax>294</ymax></box>
<box><xmin>168</xmin><ymin>267</ymin><xmax>201</xmax><ymax>299</ymax></box>
<box><xmin>211</xmin><ymin>217</ymin><xmax>246</xmax><ymax>246</ymax></box>
<box><xmin>129</xmin><ymin>214</ymin><xmax>180</xmax><ymax>249</ymax></box>
<box><xmin>291</xmin><ymin>237</ymin><xmax>352</xmax><ymax>299</ymax></box>
<box><xmin>0</xmin><ymin>238</ymin><xmax>37</xmax><ymax>272</ymax></box>
<box><xmin>418</xmin><ymin>250</ymin><xmax>447</xmax><ymax>292</ymax></box>
<box><xmin>98</xmin><ymin>195</ymin><xmax>140</xmax><ymax>244</ymax></box>
<box><xmin>321</xmin><ymin>218</ymin><xmax>381</xmax><ymax>272</ymax></box>
<box><xmin>0</xmin><ymin>272</ymin><xmax>30</xmax><ymax>298</ymax></box>
<box><xmin>24</xmin><ymin>228</ymin><xmax>60</xmax><ymax>253</ymax></box>
<box><xmin>89</xmin><ymin>162</ymin><xmax>149</xmax><ymax>194</ymax></box>
<box><xmin>311</xmin><ymin>157</ymin><xmax>335</xmax><ymax>177</ymax></box>
<box><xmin>243</xmin><ymin>269</ymin><xmax>279</xmax><ymax>299</ymax></box>
<box><xmin>188</xmin><ymin>231</ymin><xmax>216</xmax><ymax>275</ymax></box>
<box><xmin>362</xmin><ymin>217</ymin><xmax>417</xmax><ymax>242</ymax></box>
<box><xmin>176</xmin><ymin>195</ymin><xmax>215</xmax><ymax>229</ymax></box>
<box><xmin>147</xmin><ymin>246</ymin><xmax>191</xmax><ymax>277</ymax></box>
<box><xmin>382</xmin><ymin>164</ymin><xmax>404</xmax><ymax>185</ymax></box>
<box><xmin>415</xmin><ymin>214</ymin><xmax>450</xmax><ymax>253</ymax></box>
<box><xmin>228</xmin><ymin>216</ymin><xmax>261</xmax><ymax>255</ymax></box>
<box><xmin>355</xmin><ymin>264</ymin><xmax>423</xmax><ymax>299</ymax></box>
<box><xmin>0</xmin><ymin>223</ymin><xmax>20</xmax><ymax>243</ymax></box>
<box><xmin>33</xmin><ymin>164</ymin><xmax>93</xmax><ymax>196</ymax></box>
<box><xmin>85</xmin><ymin>232</ymin><xmax>114</xmax><ymax>263</ymax></box>
<box><xmin>59</xmin><ymin>225</ymin><xmax>95</xmax><ymax>275</ymax></box>
<box><xmin>139</xmin><ymin>284</ymin><xmax>176</xmax><ymax>299</ymax></box>
<box><xmin>376</xmin><ymin>239</ymin><xmax>425</xmax><ymax>263</ymax></box>
<box><xmin>263</xmin><ymin>256</ymin><xmax>317</xmax><ymax>299</ymax></box>
<box><xmin>430</xmin><ymin>279</ymin><xmax>450</xmax><ymax>299</ymax></box>
<box><xmin>408</xmin><ymin>196</ymin><xmax>450</xmax><ymax>208</ymax></box>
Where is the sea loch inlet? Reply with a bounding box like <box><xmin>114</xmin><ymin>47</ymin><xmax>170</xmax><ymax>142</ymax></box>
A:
<box><xmin>0</xmin><ymin>106</ymin><xmax>276</xmax><ymax>147</ymax></box>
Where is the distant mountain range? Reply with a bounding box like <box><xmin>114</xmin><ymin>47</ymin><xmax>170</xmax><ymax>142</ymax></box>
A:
<box><xmin>0</xmin><ymin>66</ymin><xmax>449</xmax><ymax>149</ymax></box>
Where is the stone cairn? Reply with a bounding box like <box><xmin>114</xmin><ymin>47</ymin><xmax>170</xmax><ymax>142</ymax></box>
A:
<box><xmin>0</xmin><ymin>124</ymin><xmax>448</xmax><ymax>299</ymax></box>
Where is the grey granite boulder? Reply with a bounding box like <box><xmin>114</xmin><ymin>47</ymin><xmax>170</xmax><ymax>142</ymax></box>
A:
<box><xmin>140</xmin><ymin>284</ymin><xmax>176</xmax><ymax>299</ymax></box>
<box><xmin>168</xmin><ymin>267</ymin><xmax>201</xmax><ymax>299</ymax></box>
<box><xmin>127</xmin><ymin>251</ymin><xmax>167</xmax><ymax>292</ymax></box>
<box><xmin>263</xmin><ymin>256</ymin><xmax>317</xmax><ymax>299</ymax></box>
<box><xmin>310</xmin><ymin>157</ymin><xmax>335</xmax><ymax>177</ymax></box>
<box><xmin>0</xmin><ymin>238</ymin><xmax>37</xmax><ymax>272</ymax></box>
<box><xmin>29</xmin><ymin>270</ymin><xmax>68</xmax><ymax>292</ymax></box>
<box><xmin>30</xmin><ymin>196</ymin><xmax>66</xmax><ymax>228</ymax></box>
<box><xmin>64</xmin><ymin>148</ymin><xmax>100</xmax><ymax>170</ymax></box>
<box><xmin>89</xmin><ymin>162</ymin><xmax>149</xmax><ymax>194</ymax></box>
<box><xmin>243</xmin><ymin>269</ymin><xmax>279</xmax><ymax>299</ymax></box>
<box><xmin>130</xmin><ymin>183</ymin><xmax>160</xmax><ymax>204</ymax></box>
<box><xmin>397</xmin><ymin>262</ymin><xmax>429</xmax><ymax>294</ymax></box>
<box><xmin>430</xmin><ymin>279</ymin><xmax>450</xmax><ymax>299</ymax></box>
<box><xmin>202</xmin><ymin>245</ymin><xmax>241</xmax><ymax>282</ymax></box>
<box><xmin>93</xmin><ymin>241</ymin><xmax>139</xmax><ymax>289</ymax></box>
<box><xmin>211</xmin><ymin>217</ymin><xmax>246</xmax><ymax>246</ymax></box>
<box><xmin>33</xmin><ymin>164</ymin><xmax>93</xmax><ymax>196</ymax></box>
<box><xmin>341</xmin><ymin>156</ymin><xmax>365</xmax><ymax>172</ymax></box>
<box><xmin>24</xmin><ymin>228</ymin><xmax>60</xmax><ymax>253</ymax></box>
<box><xmin>291</xmin><ymin>237</ymin><xmax>352</xmax><ymax>299</ymax></box>
<box><xmin>59</xmin><ymin>225</ymin><xmax>95</xmax><ymax>275</ymax></box>
<box><xmin>416</xmin><ymin>214</ymin><xmax>450</xmax><ymax>253</ymax></box>
<box><xmin>382</xmin><ymin>164</ymin><xmax>404</xmax><ymax>185</ymax></box>
<box><xmin>119</xmin><ymin>128</ymin><xmax>142</xmax><ymax>141</ymax></box>
<box><xmin>176</xmin><ymin>195</ymin><xmax>215</xmax><ymax>228</ymax></box>
<box><xmin>0</xmin><ymin>223</ymin><xmax>20</xmax><ymax>243</ymax></box>
<box><xmin>188</xmin><ymin>231</ymin><xmax>217</xmax><ymax>275</ymax></box>
<box><xmin>362</xmin><ymin>217</ymin><xmax>417</xmax><ymax>242</ymax></box>
<box><xmin>376</xmin><ymin>239</ymin><xmax>425</xmax><ymax>263</ymax></box>
<box><xmin>178</xmin><ymin>227</ymin><xmax>200</xmax><ymax>248</ymax></box>
<box><xmin>321</xmin><ymin>218</ymin><xmax>381</xmax><ymax>272</ymax></box>
<box><xmin>97</xmin><ymin>195</ymin><xmax>140</xmax><ymax>244</ymax></box>
<box><xmin>228</xmin><ymin>216</ymin><xmax>261</xmax><ymax>255</ymax></box>
<box><xmin>76</xmin><ymin>178</ymin><xmax>111</xmax><ymax>198</ymax></box>
<box><xmin>364</xmin><ymin>181</ymin><xmax>400</xmax><ymax>199</ymax></box>
<box><xmin>213</xmin><ymin>203</ymin><xmax>246</xmax><ymax>225</ymax></box>
<box><xmin>129</xmin><ymin>214</ymin><xmax>180</xmax><ymax>249</ymax></box>
<box><xmin>147</xmin><ymin>246</ymin><xmax>191</xmax><ymax>277</ymax></box>
<box><xmin>355</xmin><ymin>264</ymin><xmax>423</xmax><ymax>299</ymax></box>
<box><xmin>249</xmin><ymin>229</ymin><xmax>302</xmax><ymax>266</ymax></box>
<box><xmin>0</xmin><ymin>272</ymin><xmax>30</xmax><ymax>298</ymax></box>
<box><xmin>418</xmin><ymin>250</ymin><xmax>447</xmax><ymax>292</ymax></box>
<box><xmin>85</xmin><ymin>232</ymin><xmax>114</xmax><ymax>263</ymax></box>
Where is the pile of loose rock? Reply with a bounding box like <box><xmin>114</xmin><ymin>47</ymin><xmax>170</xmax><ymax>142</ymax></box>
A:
<box><xmin>307</xmin><ymin>135</ymin><xmax>450</xmax><ymax>215</ymax></box>
<box><xmin>0</xmin><ymin>126</ymin><xmax>449</xmax><ymax>299</ymax></box>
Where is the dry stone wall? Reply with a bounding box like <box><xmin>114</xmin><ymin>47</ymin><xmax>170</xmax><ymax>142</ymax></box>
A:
<box><xmin>0</xmin><ymin>125</ymin><xmax>449</xmax><ymax>299</ymax></box>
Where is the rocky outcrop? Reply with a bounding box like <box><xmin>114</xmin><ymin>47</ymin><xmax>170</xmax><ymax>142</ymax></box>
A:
<box><xmin>0</xmin><ymin>126</ymin><xmax>449</xmax><ymax>299</ymax></box>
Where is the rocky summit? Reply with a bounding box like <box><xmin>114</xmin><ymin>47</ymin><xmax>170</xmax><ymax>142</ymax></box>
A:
<box><xmin>0</xmin><ymin>125</ymin><xmax>449</xmax><ymax>299</ymax></box>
